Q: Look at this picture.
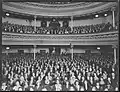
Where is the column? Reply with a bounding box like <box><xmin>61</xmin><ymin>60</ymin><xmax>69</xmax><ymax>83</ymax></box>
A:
<box><xmin>71</xmin><ymin>44</ymin><xmax>74</xmax><ymax>60</ymax></box>
<box><xmin>33</xmin><ymin>45</ymin><xmax>36</xmax><ymax>60</ymax></box>
<box><xmin>111</xmin><ymin>7</ymin><xmax>116</xmax><ymax>28</ymax></box>
<box><xmin>112</xmin><ymin>45</ymin><xmax>117</xmax><ymax>68</ymax></box>
<box><xmin>71</xmin><ymin>16</ymin><xmax>73</xmax><ymax>32</ymax></box>
<box><xmin>34</xmin><ymin>15</ymin><xmax>37</xmax><ymax>32</ymax></box>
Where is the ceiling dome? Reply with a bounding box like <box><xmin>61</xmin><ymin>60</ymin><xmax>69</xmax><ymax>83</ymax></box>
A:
<box><xmin>3</xmin><ymin>2</ymin><xmax>117</xmax><ymax>16</ymax></box>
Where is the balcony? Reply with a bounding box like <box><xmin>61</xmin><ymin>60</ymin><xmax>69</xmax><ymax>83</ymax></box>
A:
<box><xmin>2</xmin><ymin>30</ymin><xmax>118</xmax><ymax>45</ymax></box>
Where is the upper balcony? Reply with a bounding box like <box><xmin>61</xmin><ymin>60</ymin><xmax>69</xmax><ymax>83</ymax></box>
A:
<box><xmin>2</xmin><ymin>1</ymin><xmax>118</xmax><ymax>46</ymax></box>
<box><xmin>2</xmin><ymin>22</ymin><xmax>118</xmax><ymax>46</ymax></box>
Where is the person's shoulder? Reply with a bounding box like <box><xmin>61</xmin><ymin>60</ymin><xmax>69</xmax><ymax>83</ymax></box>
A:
<box><xmin>63</xmin><ymin>87</ymin><xmax>69</xmax><ymax>91</ymax></box>
<box><xmin>34</xmin><ymin>86</ymin><xmax>38</xmax><ymax>91</ymax></box>
<box><xmin>51</xmin><ymin>85</ymin><xmax>56</xmax><ymax>90</ymax></box>
<box><xmin>37</xmin><ymin>86</ymin><xmax>43</xmax><ymax>91</ymax></box>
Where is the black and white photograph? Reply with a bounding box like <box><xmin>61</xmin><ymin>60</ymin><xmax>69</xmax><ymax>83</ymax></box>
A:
<box><xmin>1</xmin><ymin>0</ymin><xmax>119</xmax><ymax>91</ymax></box>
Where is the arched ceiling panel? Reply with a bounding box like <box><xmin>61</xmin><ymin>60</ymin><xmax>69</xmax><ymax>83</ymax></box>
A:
<box><xmin>2</xmin><ymin>2</ymin><xmax>117</xmax><ymax>16</ymax></box>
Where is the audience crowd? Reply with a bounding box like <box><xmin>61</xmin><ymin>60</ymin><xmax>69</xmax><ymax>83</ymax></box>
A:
<box><xmin>2</xmin><ymin>22</ymin><xmax>115</xmax><ymax>34</ymax></box>
<box><xmin>2</xmin><ymin>53</ymin><xmax>119</xmax><ymax>91</ymax></box>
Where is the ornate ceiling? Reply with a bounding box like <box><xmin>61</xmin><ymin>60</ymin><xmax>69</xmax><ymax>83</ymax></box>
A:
<box><xmin>2</xmin><ymin>2</ymin><xmax>117</xmax><ymax>16</ymax></box>
<box><xmin>30</xmin><ymin>1</ymin><xmax>92</xmax><ymax>5</ymax></box>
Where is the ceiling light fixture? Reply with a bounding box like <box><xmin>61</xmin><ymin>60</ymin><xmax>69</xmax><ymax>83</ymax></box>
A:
<box><xmin>97</xmin><ymin>47</ymin><xmax>100</xmax><ymax>50</ymax></box>
<box><xmin>104</xmin><ymin>13</ymin><xmax>107</xmax><ymax>16</ymax></box>
<box><xmin>6</xmin><ymin>47</ymin><xmax>10</xmax><ymax>50</ymax></box>
<box><xmin>6</xmin><ymin>13</ymin><xmax>10</xmax><ymax>16</ymax></box>
<box><xmin>95</xmin><ymin>15</ymin><xmax>99</xmax><ymax>18</ymax></box>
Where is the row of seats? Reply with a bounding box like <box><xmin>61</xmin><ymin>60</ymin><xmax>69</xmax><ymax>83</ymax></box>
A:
<box><xmin>2</xmin><ymin>22</ymin><xmax>114</xmax><ymax>34</ymax></box>
<box><xmin>2</xmin><ymin>53</ymin><xmax>119</xmax><ymax>91</ymax></box>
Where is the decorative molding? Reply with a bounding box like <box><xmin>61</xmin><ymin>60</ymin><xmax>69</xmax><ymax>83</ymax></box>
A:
<box><xmin>24</xmin><ymin>2</ymin><xmax>97</xmax><ymax>9</ymax></box>
<box><xmin>3</xmin><ymin>2</ymin><xmax>117</xmax><ymax>16</ymax></box>
<box><xmin>2</xmin><ymin>31</ymin><xmax>118</xmax><ymax>41</ymax></box>
<box><xmin>2</xmin><ymin>30</ymin><xmax>118</xmax><ymax>45</ymax></box>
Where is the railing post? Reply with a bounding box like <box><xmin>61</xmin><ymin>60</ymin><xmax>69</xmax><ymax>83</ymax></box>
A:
<box><xmin>112</xmin><ymin>45</ymin><xmax>117</xmax><ymax>69</ymax></box>
<box><xmin>111</xmin><ymin>7</ymin><xmax>116</xmax><ymax>28</ymax></box>
<box><xmin>71</xmin><ymin>16</ymin><xmax>73</xmax><ymax>33</ymax></box>
<box><xmin>34</xmin><ymin>15</ymin><xmax>37</xmax><ymax>32</ymax></box>
<box><xmin>33</xmin><ymin>45</ymin><xmax>36</xmax><ymax>60</ymax></box>
<box><xmin>70</xmin><ymin>44</ymin><xmax>74</xmax><ymax>60</ymax></box>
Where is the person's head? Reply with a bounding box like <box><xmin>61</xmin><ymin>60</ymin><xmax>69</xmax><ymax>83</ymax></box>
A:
<box><xmin>100</xmin><ymin>77</ymin><xmax>103</xmax><ymax>81</ymax></box>
<box><xmin>107</xmin><ymin>84</ymin><xmax>111</xmax><ymax>89</ymax></box>
<box><xmin>65</xmin><ymin>77</ymin><xmax>67</xmax><ymax>81</ymax></box>
<box><xmin>115</xmin><ymin>87</ymin><xmax>118</xmax><ymax>91</ymax></box>
<box><xmin>16</xmin><ymin>81</ymin><xmax>20</xmax><ymax>86</ymax></box>
<box><xmin>42</xmin><ymin>88</ymin><xmax>47</xmax><ymax>91</ymax></box>
<box><xmin>112</xmin><ymin>68</ymin><xmax>115</xmax><ymax>72</ymax></box>
<box><xmin>80</xmin><ymin>86</ymin><xmax>84</xmax><ymax>91</ymax></box>
<box><xmin>82</xmin><ymin>76</ymin><xmax>85</xmax><ymax>81</ymax></box>
<box><xmin>96</xmin><ymin>66</ymin><xmax>99</xmax><ymax>69</ymax></box>
<box><xmin>8</xmin><ymin>73</ymin><xmax>11</xmax><ymax>78</ymax></box>
<box><xmin>92</xmin><ymin>87</ymin><xmax>96</xmax><ymax>91</ymax></box>
<box><xmin>2</xmin><ymin>82</ymin><xmax>6</xmax><ymax>86</ymax></box>
<box><xmin>112</xmin><ymin>73</ymin><xmax>115</xmax><ymax>79</ymax></box>
<box><xmin>70</xmin><ymin>86</ymin><xmax>75</xmax><ymax>91</ymax></box>
<box><xmin>96</xmin><ymin>82</ymin><xmax>100</xmax><ymax>89</ymax></box>
<box><xmin>38</xmin><ymin>76</ymin><xmax>41</xmax><ymax>80</ymax></box>
<box><xmin>18</xmin><ymin>87</ymin><xmax>22</xmax><ymax>91</ymax></box>
<box><xmin>104</xmin><ymin>88</ymin><xmax>108</xmax><ymax>91</ymax></box>
<box><xmin>108</xmin><ymin>77</ymin><xmax>111</xmax><ymax>82</ymax></box>
<box><xmin>93</xmin><ymin>63</ymin><xmax>95</xmax><ymax>67</ymax></box>
<box><xmin>30</xmin><ymin>87</ymin><xmax>34</xmax><ymax>91</ymax></box>
<box><xmin>31</xmin><ymin>76</ymin><xmax>34</xmax><ymax>80</ymax></box>
<box><xmin>99</xmin><ymin>67</ymin><xmax>102</xmax><ymax>71</ymax></box>
<box><xmin>32</xmin><ymin>72</ymin><xmax>35</xmax><ymax>76</ymax></box>
<box><xmin>76</xmin><ymin>81</ymin><xmax>79</xmax><ymax>85</ymax></box>
<box><xmin>21</xmin><ymin>72</ymin><xmax>23</xmax><ymax>76</ymax></box>
<box><xmin>56</xmin><ymin>79</ymin><xmax>59</xmax><ymax>84</ymax></box>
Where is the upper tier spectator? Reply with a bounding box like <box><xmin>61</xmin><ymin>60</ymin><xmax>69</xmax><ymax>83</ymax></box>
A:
<box><xmin>2</xmin><ymin>22</ymin><xmax>114</xmax><ymax>34</ymax></box>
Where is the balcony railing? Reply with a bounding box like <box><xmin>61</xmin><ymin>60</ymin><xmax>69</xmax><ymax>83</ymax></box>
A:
<box><xmin>2</xmin><ymin>30</ymin><xmax>118</xmax><ymax>40</ymax></box>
